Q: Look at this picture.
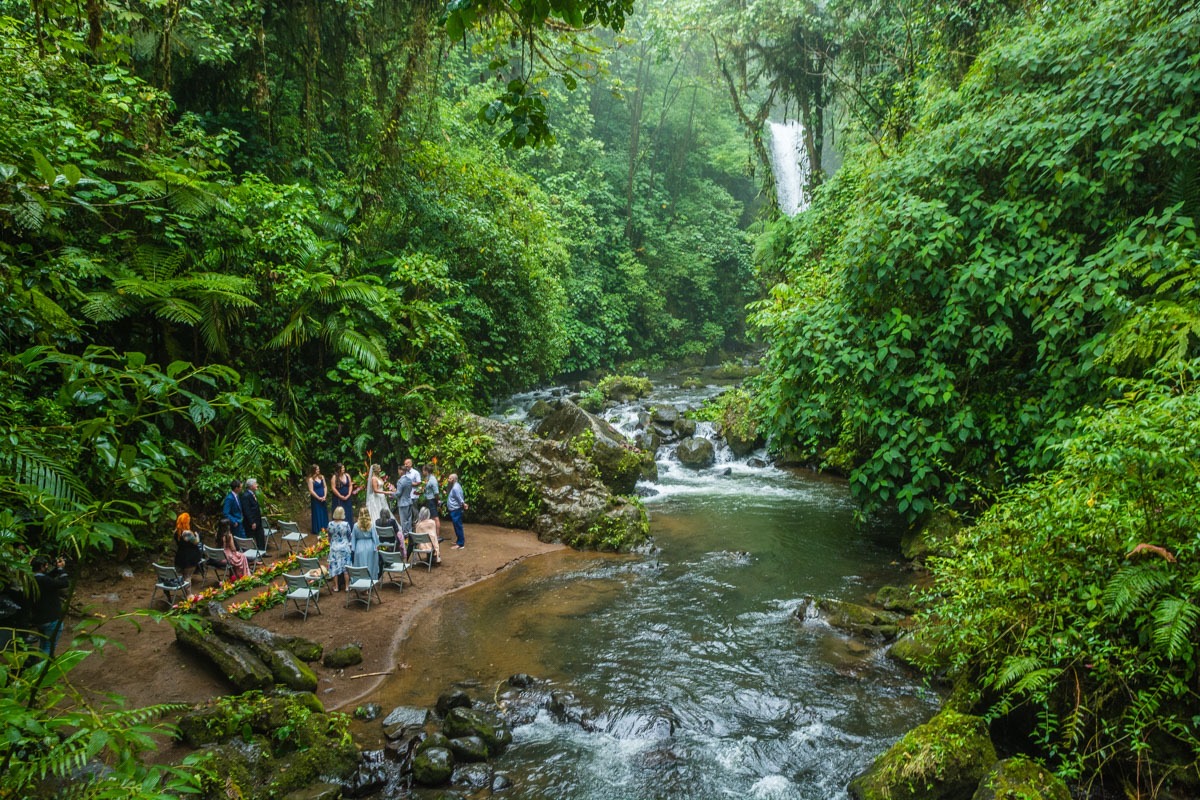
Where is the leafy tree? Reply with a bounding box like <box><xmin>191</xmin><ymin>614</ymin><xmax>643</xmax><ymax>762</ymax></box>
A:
<box><xmin>752</xmin><ymin>0</ymin><xmax>1200</xmax><ymax>518</ymax></box>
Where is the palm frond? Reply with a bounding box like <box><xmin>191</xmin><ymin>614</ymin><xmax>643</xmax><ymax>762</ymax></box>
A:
<box><xmin>321</xmin><ymin>319</ymin><xmax>386</xmax><ymax>370</ymax></box>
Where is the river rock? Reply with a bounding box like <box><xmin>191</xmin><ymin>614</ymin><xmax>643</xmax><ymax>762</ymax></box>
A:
<box><xmin>536</xmin><ymin>399</ymin><xmax>656</xmax><ymax>494</ymax></box>
<box><xmin>343</xmin><ymin>750</ymin><xmax>391</xmax><ymax>798</ymax></box>
<box><xmin>436</xmin><ymin>689</ymin><xmax>472</xmax><ymax>717</ymax></box>
<box><xmin>651</xmin><ymin>406</ymin><xmax>679</xmax><ymax>425</ymax></box>
<box><xmin>971</xmin><ymin>756</ymin><xmax>1071</xmax><ymax>800</ymax></box>
<box><xmin>874</xmin><ymin>585</ymin><xmax>918</xmax><ymax>614</ymax></box>
<box><xmin>888</xmin><ymin>632</ymin><xmax>938</xmax><ymax>672</ymax></box>
<box><xmin>434</xmin><ymin>411</ymin><xmax>649</xmax><ymax>551</ymax></box>
<box><xmin>382</xmin><ymin>705</ymin><xmax>429</xmax><ymax>738</ymax></box>
<box><xmin>508</xmin><ymin>673</ymin><xmax>537</xmax><ymax>688</ymax></box>
<box><xmin>175</xmin><ymin>622</ymin><xmax>273</xmax><ymax>691</ymax></box>
<box><xmin>442</xmin><ymin>706</ymin><xmax>513</xmax><ymax>754</ymax></box>
<box><xmin>902</xmin><ymin>510</ymin><xmax>961</xmax><ymax>562</ymax></box>
<box><xmin>848</xmin><ymin>708</ymin><xmax>997</xmax><ymax>800</ymax></box>
<box><xmin>324</xmin><ymin>643</ymin><xmax>363</xmax><ymax>668</ymax></box>
<box><xmin>447</xmin><ymin>735</ymin><xmax>490</xmax><ymax>763</ymax></box>
<box><xmin>676</xmin><ymin>437</ymin><xmax>715</xmax><ymax>468</ymax></box>
<box><xmin>527</xmin><ymin>399</ymin><xmax>555</xmax><ymax>420</ymax></box>
<box><xmin>673</xmin><ymin>418</ymin><xmax>697</xmax><ymax>438</ymax></box>
<box><xmin>800</xmin><ymin>597</ymin><xmax>904</xmax><ymax>641</ymax></box>
<box><xmin>266</xmin><ymin>648</ymin><xmax>319</xmax><ymax>692</ymax></box>
<box><xmin>412</xmin><ymin>746</ymin><xmax>455</xmax><ymax>786</ymax></box>
<box><xmin>451</xmin><ymin>762</ymin><xmax>494</xmax><ymax>792</ymax></box>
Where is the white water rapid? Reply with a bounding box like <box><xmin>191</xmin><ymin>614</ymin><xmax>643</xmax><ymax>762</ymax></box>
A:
<box><xmin>767</xmin><ymin>120</ymin><xmax>811</xmax><ymax>216</ymax></box>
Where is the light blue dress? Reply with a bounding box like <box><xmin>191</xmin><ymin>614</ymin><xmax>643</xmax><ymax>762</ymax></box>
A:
<box><xmin>327</xmin><ymin>520</ymin><xmax>353</xmax><ymax>578</ymax></box>
<box><xmin>351</xmin><ymin>523</ymin><xmax>381</xmax><ymax>580</ymax></box>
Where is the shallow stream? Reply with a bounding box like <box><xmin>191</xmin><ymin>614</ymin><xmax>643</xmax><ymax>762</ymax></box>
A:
<box><xmin>368</xmin><ymin>381</ymin><xmax>939</xmax><ymax>799</ymax></box>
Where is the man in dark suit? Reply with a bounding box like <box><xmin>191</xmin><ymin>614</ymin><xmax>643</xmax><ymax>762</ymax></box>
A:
<box><xmin>222</xmin><ymin>479</ymin><xmax>244</xmax><ymax>540</ymax></box>
<box><xmin>240</xmin><ymin>477</ymin><xmax>265</xmax><ymax>551</ymax></box>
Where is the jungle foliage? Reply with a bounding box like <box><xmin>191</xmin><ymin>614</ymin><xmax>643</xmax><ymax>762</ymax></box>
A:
<box><xmin>747</xmin><ymin>0</ymin><xmax>1200</xmax><ymax>792</ymax></box>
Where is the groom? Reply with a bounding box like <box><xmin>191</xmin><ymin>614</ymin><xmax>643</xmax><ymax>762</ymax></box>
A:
<box><xmin>392</xmin><ymin>467</ymin><xmax>414</xmax><ymax>537</ymax></box>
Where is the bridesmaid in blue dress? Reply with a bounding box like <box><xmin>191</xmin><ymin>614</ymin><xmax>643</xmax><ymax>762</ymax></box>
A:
<box><xmin>306</xmin><ymin>463</ymin><xmax>329</xmax><ymax>534</ymax></box>
<box><xmin>330</xmin><ymin>462</ymin><xmax>355</xmax><ymax>522</ymax></box>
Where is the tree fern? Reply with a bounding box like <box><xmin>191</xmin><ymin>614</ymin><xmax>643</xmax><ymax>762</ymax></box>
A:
<box><xmin>1101</xmin><ymin>563</ymin><xmax>1173</xmax><ymax>621</ymax></box>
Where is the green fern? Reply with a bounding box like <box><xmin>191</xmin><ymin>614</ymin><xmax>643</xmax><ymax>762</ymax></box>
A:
<box><xmin>1101</xmin><ymin>563</ymin><xmax>1173</xmax><ymax>621</ymax></box>
<box><xmin>1151</xmin><ymin>596</ymin><xmax>1200</xmax><ymax>661</ymax></box>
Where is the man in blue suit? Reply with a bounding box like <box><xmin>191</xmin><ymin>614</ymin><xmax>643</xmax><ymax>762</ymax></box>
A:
<box><xmin>223</xmin><ymin>479</ymin><xmax>244</xmax><ymax>539</ymax></box>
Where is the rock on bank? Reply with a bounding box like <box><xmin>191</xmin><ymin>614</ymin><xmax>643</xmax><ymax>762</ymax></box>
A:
<box><xmin>431</xmin><ymin>411</ymin><xmax>649</xmax><ymax>551</ymax></box>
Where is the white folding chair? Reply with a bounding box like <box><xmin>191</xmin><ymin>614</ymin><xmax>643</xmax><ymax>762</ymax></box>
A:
<box><xmin>261</xmin><ymin>516</ymin><xmax>280</xmax><ymax>552</ymax></box>
<box><xmin>297</xmin><ymin>556</ymin><xmax>330</xmax><ymax>595</ymax></box>
<box><xmin>277</xmin><ymin>520</ymin><xmax>309</xmax><ymax>553</ymax></box>
<box><xmin>407</xmin><ymin>531</ymin><xmax>436</xmax><ymax>571</ymax></box>
<box><xmin>282</xmin><ymin>573</ymin><xmax>321</xmax><ymax>620</ymax></box>
<box><xmin>203</xmin><ymin>545</ymin><xmax>232</xmax><ymax>584</ymax></box>
<box><xmin>233</xmin><ymin>535</ymin><xmax>265</xmax><ymax>570</ymax></box>
<box><xmin>151</xmin><ymin>563</ymin><xmax>190</xmax><ymax>609</ymax></box>
<box><xmin>344</xmin><ymin>565</ymin><xmax>382</xmax><ymax>609</ymax></box>
<box><xmin>379</xmin><ymin>549</ymin><xmax>415</xmax><ymax>590</ymax></box>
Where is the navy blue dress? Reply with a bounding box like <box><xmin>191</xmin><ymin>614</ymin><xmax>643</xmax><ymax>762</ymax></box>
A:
<box><xmin>310</xmin><ymin>478</ymin><xmax>329</xmax><ymax>534</ymax></box>
<box><xmin>334</xmin><ymin>474</ymin><xmax>354</xmax><ymax>522</ymax></box>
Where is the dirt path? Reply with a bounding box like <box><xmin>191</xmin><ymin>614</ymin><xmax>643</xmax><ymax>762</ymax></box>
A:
<box><xmin>67</xmin><ymin>525</ymin><xmax>563</xmax><ymax>714</ymax></box>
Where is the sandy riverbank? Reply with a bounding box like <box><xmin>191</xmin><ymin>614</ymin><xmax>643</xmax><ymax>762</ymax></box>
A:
<box><xmin>67</xmin><ymin>524</ymin><xmax>564</xmax><ymax>714</ymax></box>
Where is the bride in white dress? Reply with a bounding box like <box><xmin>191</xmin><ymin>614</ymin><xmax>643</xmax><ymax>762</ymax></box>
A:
<box><xmin>365</xmin><ymin>463</ymin><xmax>390</xmax><ymax>523</ymax></box>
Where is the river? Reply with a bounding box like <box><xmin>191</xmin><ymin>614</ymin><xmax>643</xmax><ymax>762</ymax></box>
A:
<box><xmin>370</xmin><ymin>380</ymin><xmax>939</xmax><ymax>799</ymax></box>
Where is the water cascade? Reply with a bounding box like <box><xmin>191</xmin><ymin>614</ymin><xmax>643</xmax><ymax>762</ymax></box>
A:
<box><xmin>373</xmin><ymin>376</ymin><xmax>937</xmax><ymax>799</ymax></box>
<box><xmin>767</xmin><ymin>120</ymin><xmax>811</xmax><ymax>216</ymax></box>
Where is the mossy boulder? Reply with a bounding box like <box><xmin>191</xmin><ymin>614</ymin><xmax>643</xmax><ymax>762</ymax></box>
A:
<box><xmin>874</xmin><ymin>585</ymin><xmax>918</xmax><ymax>615</ymax></box>
<box><xmin>416</xmin><ymin>732</ymin><xmax>452</xmax><ymax>755</ymax></box>
<box><xmin>527</xmin><ymin>399</ymin><xmax>555</xmax><ymax>420</ymax></box>
<box><xmin>269</xmin><ymin>737</ymin><xmax>359</xmax><ymax>797</ymax></box>
<box><xmin>412</xmin><ymin>746</ymin><xmax>455</xmax><ymax>786</ymax></box>
<box><xmin>806</xmin><ymin>597</ymin><xmax>904</xmax><ymax>641</ymax></box>
<box><xmin>436</xmin><ymin>690</ymin><xmax>472</xmax><ymax>717</ymax></box>
<box><xmin>597</xmin><ymin>374</ymin><xmax>652</xmax><ymax>401</ymax></box>
<box><xmin>177</xmin><ymin>705</ymin><xmax>230</xmax><ymax>747</ymax></box>
<box><xmin>432</xmin><ymin>411</ymin><xmax>649</xmax><ymax>551</ymax></box>
<box><xmin>848</xmin><ymin>708</ymin><xmax>997</xmax><ymax>800</ymax></box>
<box><xmin>971</xmin><ymin>757</ymin><xmax>1071</xmax><ymax>800</ymax></box>
<box><xmin>323</xmin><ymin>644</ymin><xmax>363</xmax><ymax>669</ymax></box>
<box><xmin>677</xmin><ymin>437</ymin><xmax>715</xmax><ymax>468</ymax></box>
<box><xmin>447</xmin><ymin>735</ymin><xmax>490</xmax><ymax>762</ymax></box>
<box><xmin>280</xmin><ymin>782</ymin><xmax>343</xmax><ymax>800</ymax></box>
<box><xmin>888</xmin><ymin>632</ymin><xmax>940</xmax><ymax>672</ymax></box>
<box><xmin>208</xmin><ymin>613</ymin><xmax>323</xmax><ymax>663</ymax></box>
<box><xmin>536</xmin><ymin>399</ymin><xmax>656</xmax><ymax>494</ymax></box>
<box><xmin>265</xmin><ymin>648</ymin><xmax>318</xmax><ymax>692</ymax></box>
<box><xmin>442</xmin><ymin>707</ymin><xmax>513</xmax><ymax>755</ymax></box>
<box><xmin>902</xmin><ymin>511</ymin><xmax>961</xmax><ymax>562</ymax></box>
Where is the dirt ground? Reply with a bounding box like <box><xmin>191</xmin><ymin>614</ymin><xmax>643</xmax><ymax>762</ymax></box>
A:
<box><xmin>66</xmin><ymin>524</ymin><xmax>563</xmax><ymax>715</ymax></box>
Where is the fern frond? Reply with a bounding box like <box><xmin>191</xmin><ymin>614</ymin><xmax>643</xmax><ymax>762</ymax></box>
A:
<box><xmin>1102</xmin><ymin>564</ymin><xmax>1173</xmax><ymax>621</ymax></box>
<box><xmin>80</xmin><ymin>291</ymin><xmax>130</xmax><ymax>322</ymax></box>
<box><xmin>0</xmin><ymin>444</ymin><xmax>92</xmax><ymax>506</ymax></box>
<box><xmin>153</xmin><ymin>297</ymin><xmax>203</xmax><ymax>325</ymax></box>
<box><xmin>993</xmin><ymin>654</ymin><xmax>1046</xmax><ymax>689</ymax></box>
<box><xmin>132</xmin><ymin>244</ymin><xmax>183</xmax><ymax>281</ymax></box>
<box><xmin>321</xmin><ymin>320</ymin><xmax>385</xmax><ymax>370</ymax></box>
<box><xmin>1151</xmin><ymin>596</ymin><xmax>1200</xmax><ymax>661</ymax></box>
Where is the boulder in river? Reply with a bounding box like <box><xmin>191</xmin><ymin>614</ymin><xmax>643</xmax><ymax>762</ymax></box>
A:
<box><xmin>676</xmin><ymin>437</ymin><xmax>715</xmax><ymax>468</ymax></box>
<box><xmin>798</xmin><ymin>596</ymin><xmax>904</xmax><ymax>642</ymax></box>
<box><xmin>412</xmin><ymin>746</ymin><xmax>455</xmax><ymax>786</ymax></box>
<box><xmin>535</xmin><ymin>399</ymin><xmax>657</xmax><ymax>494</ymax></box>
<box><xmin>971</xmin><ymin>756</ymin><xmax>1071</xmax><ymax>800</ymax></box>
<box><xmin>430</xmin><ymin>410</ymin><xmax>650</xmax><ymax>551</ymax></box>
<box><xmin>442</xmin><ymin>706</ymin><xmax>513</xmax><ymax>755</ymax></box>
<box><xmin>848</xmin><ymin>707</ymin><xmax>997</xmax><ymax>800</ymax></box>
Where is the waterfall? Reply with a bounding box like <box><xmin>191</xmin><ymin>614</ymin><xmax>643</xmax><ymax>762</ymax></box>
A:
<box><xmin>767</xmin><ymin>120</ymin><xmax>811</xmax><ymax>216</ymax></box>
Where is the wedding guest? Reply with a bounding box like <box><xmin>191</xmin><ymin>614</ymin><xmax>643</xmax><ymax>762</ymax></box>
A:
<box><xmin>240</xmin><ymin>478</ymin><xmax>265</xmax><ymax>551</ymax></box>
<box><xmin>412</xmin><ymin>507</ymin><xmax>441</xmax><ymax>565</ymax></box>
<box><xmin>330</xmin><ymin>463</ymin><xmax>355</xmax><ymax>523</ymax></box>
<box><xmin>222</xmin><ymin>479</ymin><xmax>244</xmax><ymax>539</ymax></box>
<box><xmin>326</xmin><ymin>506</ymin><xmax>353</xmax><ymax>592</ymax></box>
<box><xmin>351</xmin><ymin>506</ymin><xmax>381</xmax><ymax>580</ymax></box>
<box><xmin>220</xmin><ymin>524</ymin><xmax>251</xmax><ymax>580</ymax></box>
<box><xmin>306</xmin><ymin>463</ymin><xmax>329</xmax><ymax>534</ymax></box>
<box><xmin>446</xmin><ymin>473</ymin><xmax>469</xmax><ymax>550</ymax></box>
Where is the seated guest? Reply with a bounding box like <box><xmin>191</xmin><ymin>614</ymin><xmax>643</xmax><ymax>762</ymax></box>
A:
<box><xmin>375</xmin><ymin>507</ymin><xmax>402</xmax><ymax>557</ymax></box>
<box><xmin>174</xmin><ymin>528</ymin><xmax>204</xmax><ymax>582</ymax></box>
<box><xmin>219</xmin><ymin>522</ymin><xmax>251</xmax><ymax>580</ymax></box>
<box><xmin>413</xmin><ymin>507</ymin><xmax>441</xmax><ymax>565</ymax></box>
